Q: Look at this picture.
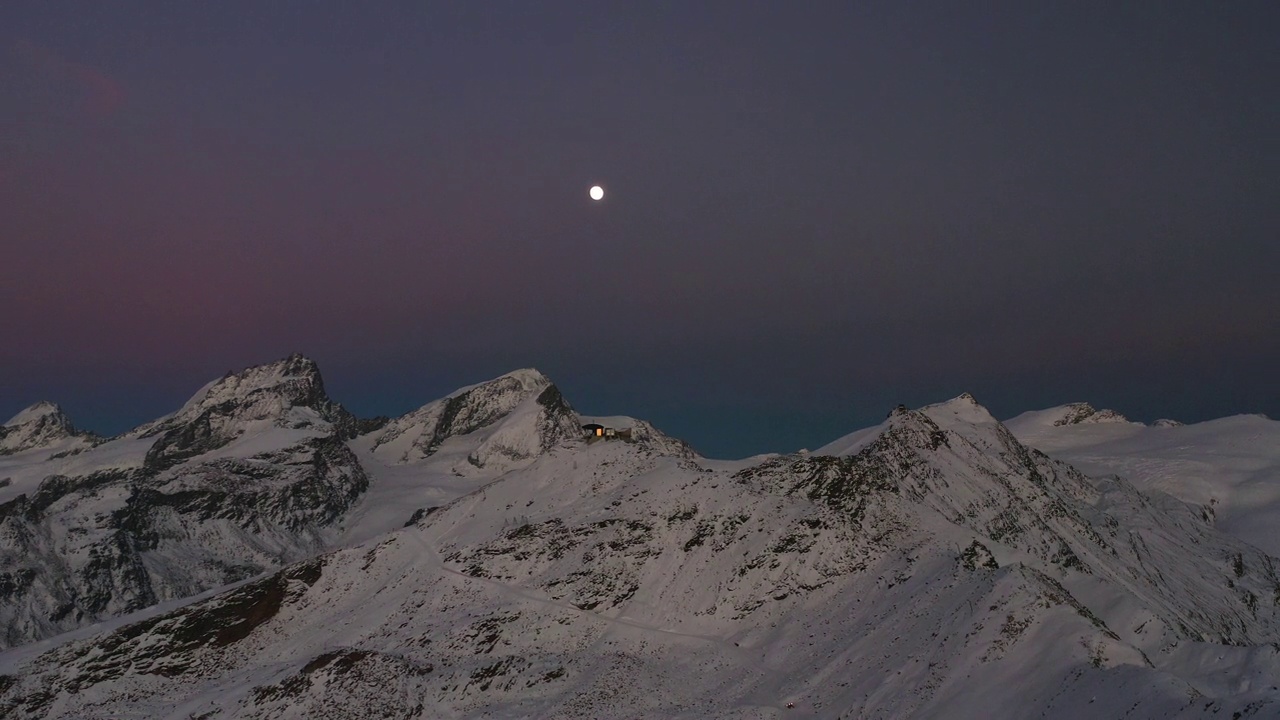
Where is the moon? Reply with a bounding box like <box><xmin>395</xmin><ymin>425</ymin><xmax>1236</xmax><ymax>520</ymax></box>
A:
<box><xmin>589</xmin><ymin>185</ymin><xmax>604</xmax><ymax>201</ymax></box>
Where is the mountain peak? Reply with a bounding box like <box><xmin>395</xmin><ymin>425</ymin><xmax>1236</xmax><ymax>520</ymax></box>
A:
<box><xmin>818</xmin><ymin>394</ymin><xmax>1003</xmax><ymax>458</ymax></box>
<box><xmin>920</xmin><ymin>393</ymin><xmax>999</xmax><ymax>431</ymax></box>
<box><xmin>224</xmin><ymin>352</ymin><xmax>322</xmax><ymax>384</ymax></box>
<box><xmin>134</xmin><ymin>355</ymin><xmax>353</xmax><ymax>469</ymax></box>
<box><xmin>445</xmin><ymin>367</ymin><xmax>551</xmax><ymax>400</ymax></box>
<box><xmin>1002</xmin><ymin>403</ymin><xmax>1139</xmax><ymax>444</ymax></box>
<box><xmin>0</xmin><ymin>401</ymin><xmax>92</xmax><ymax>455</ymax></box>
<box><xmin>4</xmin><ymin>401</ymin><xmax>68</xmax><ymax>428</ymax></box>
<box><xmin>278</xmin><ymin>352</ymin><xmax>319</xmax><ymax>374</ymax></box>
<box><xmin>368</xmin><ymin>367</ymin><xmax>575</xmax><ymax>467</ymax></box>
<box><xmin>174</xmin><ymin>354</ymin><xmax>330</xmax><ymax>420</ymax></box>
<box><xmin>499</xmin><ymin>367</ymin><xmax>550</xmax><ymax>386</ymax></box>
<box><xmin>1052</xmin><ymin>402</ymin><xmax>1130</xmax><ymax>426</ymax></box>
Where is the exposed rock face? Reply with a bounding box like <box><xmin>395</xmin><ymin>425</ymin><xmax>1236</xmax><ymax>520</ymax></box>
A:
<box><xmin>0</xmin><ymin>441</ymin><xmax>367</xmax><ymax>649</ymax></box>
<box><xmin>619</xmin><ymin>418</ymin><xmax>699</xmax><ymax>459</ymax></box>
<box><xmin>136</xmin><ymin>354</ymin><xmax>358</xmax><ymax>471</ymax></box>
<box><xmin>4</xmin><ymin>394</ymin><xmax>1277</xmax><ymax>719</ymax></box>
<box><xmin>1052</xmin><ymin>402</ymin><xmax>1130</xmax><ymax>426</ymax></box>
<box><xmin>4</xmin><ymin>373</ymin><xmax>1279</xmax><ymax>718</ymax></box>
<box><xmin>0</xmin><ymin>403</ymin><xmax>97</xmax><ymax>456</ymax></box>
<box><xmin>0</xmin><ymin>359</ymin><xmax>618</xmax><ymax>650</ymax></box>
<box><xmin>366</xmin><ymin>369</ymin><xmax>583</xmax><ymax>469</ymax></box>
<box><xmin>813</xmin><ymin>394</ymin><xmax>1280</xmax><ymax>647</ymax></box>
<box><xmin>0</xmin><ymin>357</ymin><xmax>369</xmax><ymax>649</ymax></box>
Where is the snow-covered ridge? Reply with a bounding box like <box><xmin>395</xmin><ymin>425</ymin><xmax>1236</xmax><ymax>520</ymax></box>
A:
<box><xmin>1007</xmin><ymin>406</ymin><xmax>1280</xmax><ymax>557</ymax></box>
<box><xmin>4</xmin><ymin>391</ymin><xmax>1279</xmax><ymax>718</ymax></box>
<box><xmin>579</xmin><ymin>414</ymin><xmax>698</xmax><ymax>458</ymax></box>
<box><xmin>816</xmin><ymin>392</ymin><xmax>995</xmax><ymax>458</ymax></box>
<box><xmin>130</xmin><ymin>354</ymin><xmax>351</xmax><ymax>440</ymax></box>
<box><xmin>1</xmin><ymin>357</ymin><xmax>669</xmax><ymax>650</ymax></box>
<box><xmin>4</xmin><ymin>401</ymin><xmax>64</xmax><ymax>428</ymax></box>
<box><xmin>1004</xmin><ymin>402</ymin><xmax>1135</xmax><ymax>437</ymax></box>
<box><xmin>442</xmin><ymin>367</ymin><xmax>550</xmax><ymax>400</ymax></box>
<box><xmin>0</xmin><ymin>356</ymin><xmax>373</xmax><ymax>649</ymax></box>
<box><xmin>3</xmin><ymin>369</ymin><xmax>1279</xmax><ymax>718</ymax></box>
<box><xmin>0</xmin><ymin>402</ymin><xmax>96</xmax><ymax>457</ymax></box>
<box><xmin>127</xmin><ymin>354</ymin><xmax>360</xmax><ymax>472</ymax></box>
<box><xmin>365</xmin><ymin>368</ymin><xmax>583</xmax><ymax>469</ymax></box>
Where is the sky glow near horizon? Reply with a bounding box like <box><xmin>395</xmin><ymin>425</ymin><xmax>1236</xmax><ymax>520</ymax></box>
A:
<box><xmin>2</xmin><ymin>2</ymin><xmax>1277</xmax><ymax>457</ymax></box>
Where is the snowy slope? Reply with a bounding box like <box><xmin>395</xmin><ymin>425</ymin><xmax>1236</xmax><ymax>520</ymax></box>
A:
<box><xmin>0</xmin><ymin>357</ymin><xmax>371</xmax><ymax>648</ymax></box>
<box><xmin>331</xmin><ymin>369</ymin><xmax>589</xmax><ymax>548</ymax></box>
<box><xmin>0</xmin><ymin>402</ymin><xmax>98</xmax><ymax>459</ymax></box>
<box><xmin>127</xmin><ymin>353</ymin><xmax>360</xmax><ymax>469</ymax></box>
<box><xmin>0</xmin><ymin>359</ymin><xmax>609</xmax><ymax>650</ymax></box>
<box><xmin>1008</xmin><ymin>406</ymin><xmax>1280</xmax><ymax>557</ymax></box>
<box><xmin>366</xmin><ymin>369</ymin><xmax>573</xmax><ymax>468</ymax></box>
<box><xmin>333</xmin><ymin>379</ymin><xmax>695</xmax><ymax>549</ymax></box>
<box><xmin>2</xmin><ymin>392</ymin><xmax>1277</xmax><ymax>718</ymax></box>
<box><xmin>1006</xmin><ymin>402</ymin><xmax>1135</xmax><ymax>430</ymax></box>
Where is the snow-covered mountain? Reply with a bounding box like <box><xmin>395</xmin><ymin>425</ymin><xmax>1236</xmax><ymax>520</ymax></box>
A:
<box><xmin>127</xmin><ymin>353</ymin><xmax>360</xmax><ymax>470</ymax></box>
<box><xmin>1008</xmin><ymin>404</ymin><xmax>1280</xmax><ymax>557</ymax></box>
<box><xmin>0</xmin><ymin>357</ymin><xmax>371</xmax><ymax>648</ymax></box>
<box><xmin>0</xmin><ymin>357</ymin><xmax>603</xmax><ymax>651</ymax></box>
<box><xmin>366</xmin><ymin>368</ymin><xmax>580</xmax><ymax>471</ymax></box>
<box><xmin>0</xmin><ymin>402</ymin><xmax>98</xmax><ymax>457</ymax></box>
<box><xmin>1005</xmin><ymin>401</ymin><xmax>1134</xmax><ymax>430</ymax></box>
<box><xmin>1</xmin><ymin>380</ymin><xmax>1277</xmax><ymax>718</ymax></box>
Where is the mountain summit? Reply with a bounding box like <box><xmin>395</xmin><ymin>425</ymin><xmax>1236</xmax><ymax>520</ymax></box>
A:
<box><xmin>0</xmin><ymin>356</ymin><xmax>370</xmax><ymax>648</ymax></box>
<box><xmin>0</xmin><ymin>401</ymin><xmax>96</xmax><ymax>456</ymax></box>
<box><xmin>1</xmin><ymin>366</ymin><xmax>1278</xmax><ymax>718</ymax></box>
<box><xmin>1006</xmin><ymin>402</ymin><xmax>1132</xmax><ymax>433</ymax></box>
<box><xmin>133</xmin><ymin>354</ymin><xmax>356</xmax><ymax>471</ymax></box>
<box><xmin>366</xmin><ymin>367</ymin><xmax>581</xmax><ymax>470</ymax></box>
<box><xmin>0</xmin><ymin>359</ymin><xmax>607</xmax><ymax>649</ymax></box>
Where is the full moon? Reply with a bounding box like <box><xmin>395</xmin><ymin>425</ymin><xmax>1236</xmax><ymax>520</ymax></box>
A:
<box><xmin>589</xmin><ymin>185</ymin><xmax>604</xmax><ymax>201</ymax></box>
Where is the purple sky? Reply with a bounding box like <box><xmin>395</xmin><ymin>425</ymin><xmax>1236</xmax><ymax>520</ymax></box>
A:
<box><xmin>3</xmin><ymin>2</ymin><xmax>1277</xmax><ymax>457</ymax></box>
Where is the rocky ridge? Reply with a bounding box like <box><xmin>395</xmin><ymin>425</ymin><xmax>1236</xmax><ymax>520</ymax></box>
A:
<box><xmin>0</xmin><ymin>403</ymin><xmax>98</xmax><ymax>457</ymax></box>
<box><xmin>1051</xmin><ymin>402</ymin><xmax>1131</xmax><ymax>426</ymax></box>
<box><xmin>1</xmin><ymin>390</ymin><xmax>1277</xmax><ymax>718</ymax></box>
<box><xmin>366</xmin><ymin>368</ymin><xmax>582</xmax><ymax>470</ymax></box>
<box><xmin>0</xmin><ymin>357</ymin><xmax>601</xmax><ymax>650</ymax></box>
<box><xmin>0</xmin><ymin>357</ymin><xmax>374</xmax><ymax>648</ymax></box>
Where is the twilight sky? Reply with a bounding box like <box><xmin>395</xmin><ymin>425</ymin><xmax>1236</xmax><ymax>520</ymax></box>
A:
<box><xmin>2</xmin><ymin>2</ymin><xmax>1277</xmax><ymax>458</ymax></box>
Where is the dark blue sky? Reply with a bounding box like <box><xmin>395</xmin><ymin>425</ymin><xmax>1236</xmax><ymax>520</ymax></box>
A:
<box><xmin>2</xmin><ymin>2</ymin><xmax>1277</xmax><ymax>457</ymax></box>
